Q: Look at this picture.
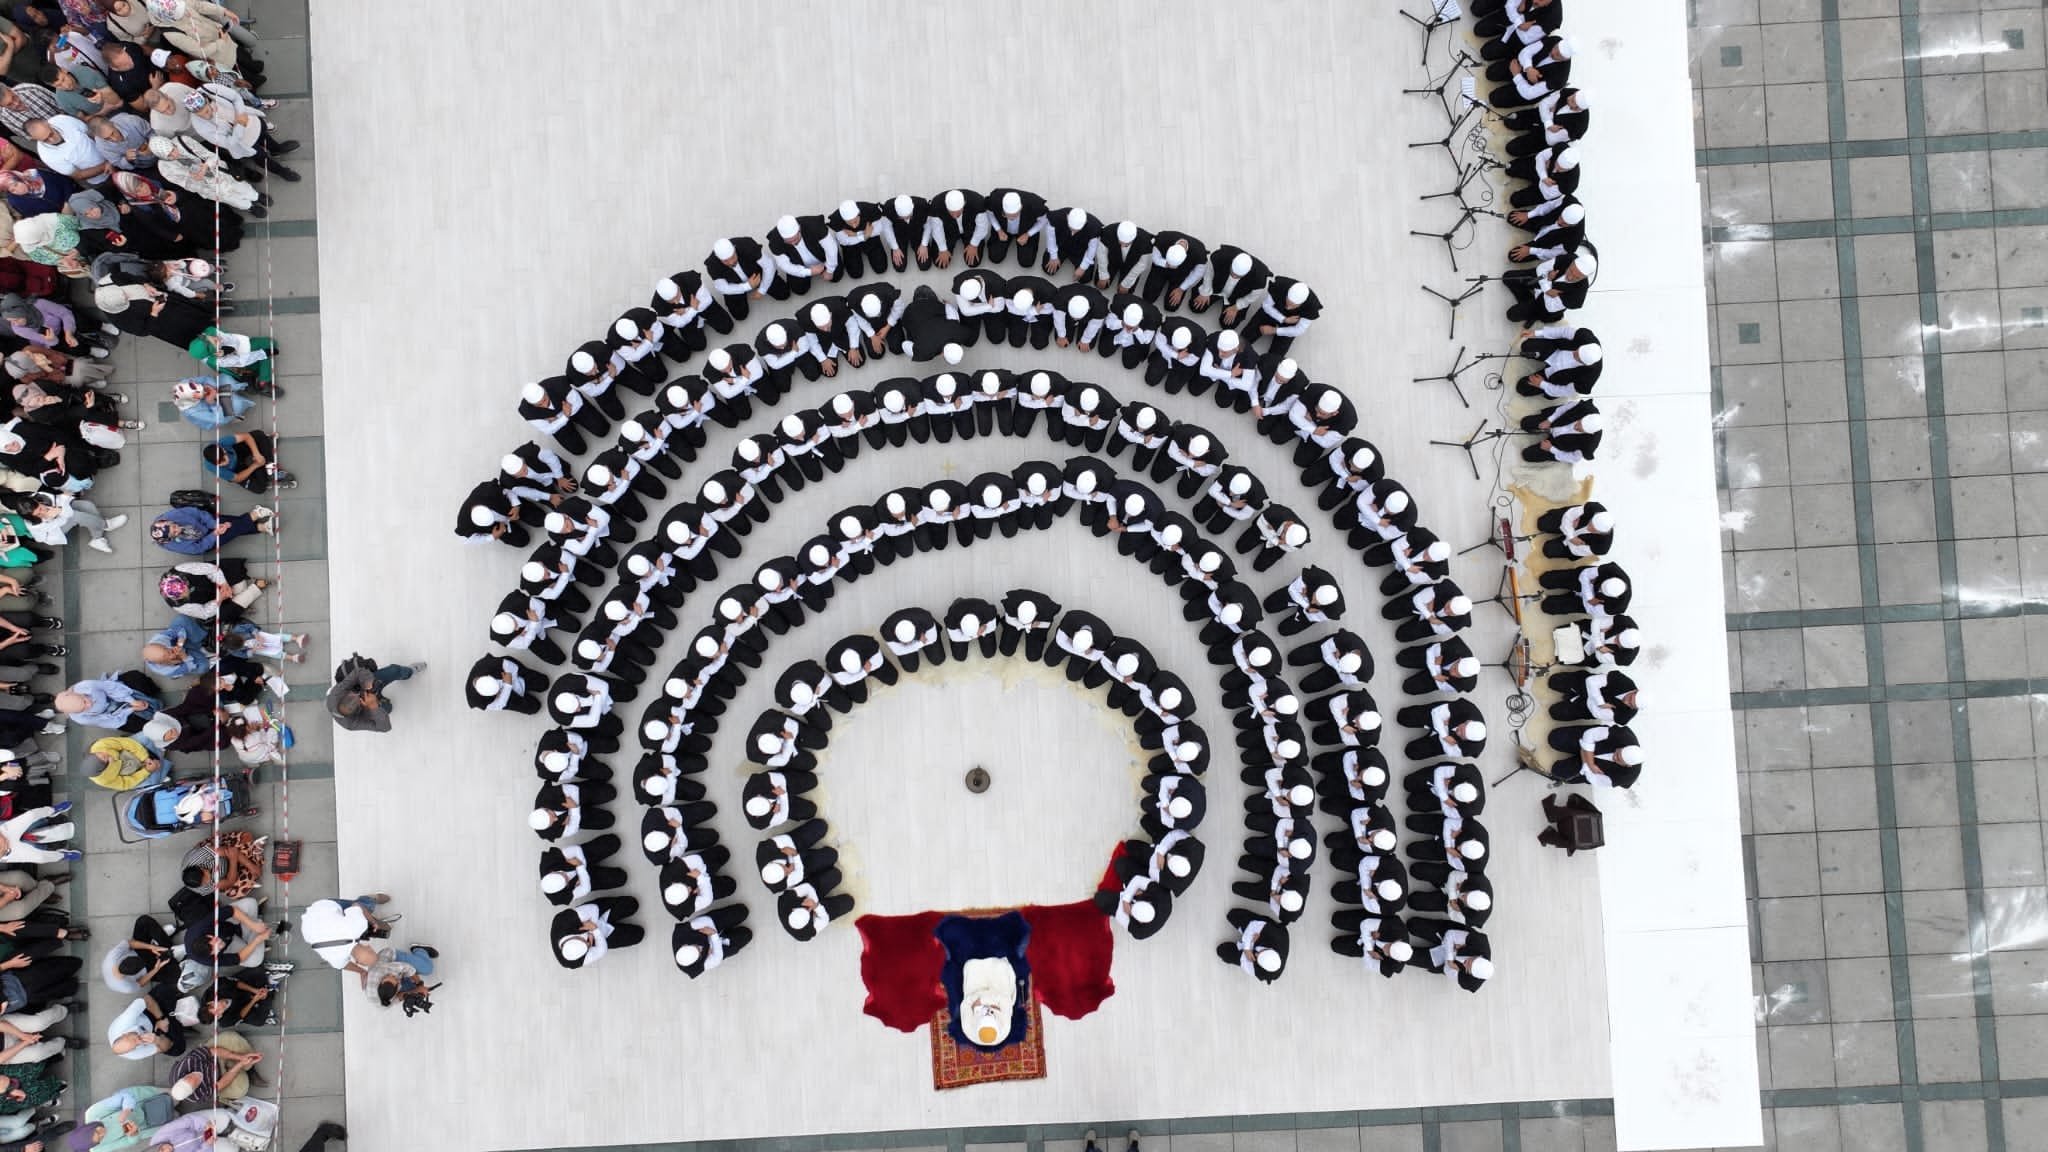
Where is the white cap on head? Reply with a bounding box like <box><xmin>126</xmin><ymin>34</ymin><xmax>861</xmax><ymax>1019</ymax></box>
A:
<box><xmin>786</xmin><ymin>908</ymin><xmax>812</xmax><ymax>930</ymax></box>
<box><xmin>571</xmin><ymin>350</ymin><xmax>597</xmax><ymax>374</ymax></box>
<box><xmin>642</xmin><ymin>776</ymin><xmax>667</xmax><ymax>798</ymax></box>
<box><xmin>1468</xmin><ymin>957</ymin><xmax>1495</xmax><ymax>979</ymax></box>
<box><xmin>945</xmin><ymin>190</ymin><xmax>966</xmax><ymax>212</ymax></box>
<box><xmin>1363</xmin><ymin>764</ymin><xmax>1387</xmax><ymax>787</ymax></box>
<box><xmin>1462</xmin><ymin>840</ymin><xmax>1487</xmax><ymax>861</ymax></box>
<box><xmin>766</xmin><ymin>322</ymin><xmax>788</xmax><ymax>344</ymax></box>
<box><xmin>884</xmin><ymin>490</ymin><xmax>908</xmax><ymax>513</ymax></box>
<box><xmin>1575</xmin><ymin>253</ymin><xmax>1598</xmax><ymax>278</ymax></box>
<box><xmin>1580</xmin><ymin>413</ymin><xmax>1605</xmax><ymax>433</ymax></box>
<box><xmin>1001</xmin><ymin>192</ymin><xmax>1022</xmax><ymax>214</ymax></box>
<box><xmin>1571</xmin><ymin>88</ymin><xmax>1589</xmax><ymax>108</ymax></box>
<box><xmin>1416</xmin><ymin>541</ymin><xmax>1446</xmax><ymax>563</ymax></box>
<box><xmin>491</xmin><ymin>612</ymin><xmax>519</xmax><ymax>635</ymax></box>
<box><xmin>1377</xmin><ymin>878</ymin><xmax>1404</xmax><ymax>902</ymax></box>
<box><xmin>1389</xmin><ymin>940</ymin><xmax>1414</xmax><ymax>962</ymax></box>
<box><xmin>1164</xmin><ymin>244</ymin><xmax>1186</xmax><ymax>268</ymax></box>
<box><xmin>1071</xmin><ymin>627</ymin><xmax>1094</xmax><ymax>649</ymax></box>
<box><xmin>558</xmin><ymin>937</ymin><xmax>588</xmax><ymax>961</ymax></box>
<box><xmin>1287</xmin><ymin>838</ymin><xmax>1312</xmax><ymax>860</ymax></box>
<box><xmin>1117</xmin><ymin>221</ymin><xmax>1138</xmax><ymax>243</ymax></box>
<box><xmin>1231</xmin><ymin>253</ymin><xmax>1253</xmax><ymax>276</ymax></box>
<box><xmin>1466</xmin><ymin>890</ymin><xmax>1492</xmax><ymax>911</ymax></box>
<box><xmin>1187</xmin><ymin>433</ymin><xmax>1211</xmax><ymax>456</ymax></box>
<box><xmin>1618</xmin><ymin>629</ymin><xmax>1642</xmax><ymax>648</ymax></box>
<box><xmin>777</xmin><ymin>215</ymin><xmax>800</xmax><ymax>238</ymax></box>
<box><xmin>544</xmin><ymin>512</ymin><xmax>571</xmax><ymax>535</ymax></box>
<box><xmin>522</xmin><ymin>382</ymin><xmax>547</xmax><ymax>404</ymax></box>
<box><xmin>1279</xmin><ymin>889</ymin><xmax>1305</xmax><ymax>913</ymax></box>
<box><xmin>656</xmin><ymin>277</ymin><xmax>681</xmax><ymax>301</ymax></box>
<box><xmin>1171</xmin><ymin>327</ymin><xmax>1192</xmax><ymax>349</ymax></box>
<box><xmin>1228</xmin><ymin>471</ymin><xmax>1252</xmax><ymax>495</ymax></box>
<box><xmin>929</xmin><ymin>489</ymin><xmax>953</xmax><ymax>511</ymax></box>
<box><xmin>1216</xmin><ymin>330</ymin><xmax>1240</xmax><ymax>352</ymax></box>
<box><xmin>713</xmin><ymin>238</ymin><xmax>737</xmax><ymax>260</ymax></box>
<box><xmin>529</xmin><ymin>809</ymin><xmax>553</xmax><ymax>830</ymax></box>
<box><xmin>1167</xmin><ymin>796</ymin><xmax>1193</xmax><ymax>819</ymax></box>
<box><xmin>586</xmin><ymin>463</ymin><xmax>612</xmax><ymax>486</ymax></box>
<box><xmin>1466</xmin><ymin>721</ymin><xmax>1488</xmax><ymax>742</ymax></box>
<box><xmin>838</xmin><ymin>200</ymin><xmax>860</xmax><ymax>222</ymax></box>
<box><xmin>1067</xmin><ymin>207</ymin><xmax>1088</xmax><ymax>230</ymax></box>
<box><xmin>1447</xmin><ymin>595</ymin><xmax>1474</xmax><ymax>615</ymax></box>
<box><xmin>1012</xmin><ymin>288</ymin><xmax>1035</xmax><ymax>310</ymax></box>
<box><xmin>541</xmin><ymin>872</ymin><xmax>568</xmax><ymax>895</ymax></box>
<box><xmin>603</xmin><ymin>599</ymin><xmax>629</xmax><ymax>622</ymax></box>
<box><xmin>858</xmin><ymin>293</ymin><xmax>884</xmax><ymax>319</ymax></box>
<box><xmin>553</xmin><ymin>691</ymin><xmax>581</xmax><ymax>714</ymax></box>
<box><xmin>1600</xmin><ymin>577</ymin><xmax>1628</xmax><ymax>598</ymax></box>
<box><xmin>762</xmin><ymin>860</ymin><xmax>788</xmax><ymax>885</ymax></box>
<box><xmin>644</xmin><ymin>721</ymin><xmax>671</xmax><ymax>743</ymax></box>
<box><xmin>746</xmin><ymin>794</ymin><xmax>773</xmax><ymax>818</ymax></box>
<box><xmin>1316</xmin><ymin>389</ymin><xmax>1341</xmax><ymax>414</ymax></box>
<box><xmin>810</xmin><ymin>303</ymin><xmax>832</xmax><ymax>328</ymax></box>
<box><xmin>1288</xmin><ymin>783</ymin><xmax>1314</xmax><ymax>807</ymax></box>
<box><xmin>943</xmin><ymin>342</ymin><xmax>965</xmax><ymax>364</ymax></box>
<box><xmin>1556</xmin><ymin>146</ymin><xmax>1580</xmax><ymax>170</ymax></box>
<box><xmin>1561</xmin><ymin>203</ymin><xmax>1586</xmax><ymax>226</ymax></box>
<box><xmin>469</xmin><ymin>505</ymin><xmax>496</xmax><ymax>528</ymax></box>
<box><xmin>1121</xmin><ymin>303</ymin><xmax>1145</xmax><ymax>327</ymax></box>
<box><xmin>644</xmin><ymin>830</ymin><xmax>671</xmax><ymax>853</ymax></box>
<box><xmin>1274</xmin><ymin>358</ymin><xmax>1298</xmax><ymax>382</ymax></box>
<box><xmin>1256</xmin><ymin>949</ymin><xmax>1283</xmax><ymax>972</ymax></box>
<box><xmin>1554</xmin><ymin>36</ymin><xmax>1575</xmax><ymax>58</ymax></box>
<box><xmin>1453</xmin><ymin>657</ymin><xmax>1482</xmax><ymax>678</ymax></box>
<box><xmin>1452</xmin><ymin>782</ymin><xmax>1479</xmax><ymax>803</ymax></box>
<box><xmin>964</xmin><ymin>612</ymin><xmax>986</xmax><ymax>634</ymax></box>
<box><xmin>960</xmin><ymin>278</ymin><xmax>982</xmax><ymax>301</ymax></box>
<box><xmin>473</xmin><ymin>674</ymin><xmax>501</xmax><ymax>696</ymax></box>
<box><xmin>894</xmin><ymin>194</ymin><xmax>917</xmax><ymax>216</ymax></box>
<box><xmin>1386</xmin><ymin>490</ymin><xmax>1411</xmax><ymax>514</ymax></box>
<box><xmin>620</xmin><ymin>420</ymin><xmax>646</xmax><ymax>443</ymax></box>
<box><xmin>614</xmin><ymin>318</ymin><xmax>638</xmax><ymax>341</ymax></box>
<box><xmin>1131</xmin><ymin>900</ymin><xmax>1157</xmax><ymax>923</ymax></box>
<box><xmin>708</xmin><ymin>348</ymin><xmax>732</xmax><ymax>371</ymax></box>
<box><xmin>780</xmin><ymin>411</ymin><xmax>807</xmax><ymax>437</ymax></box>
<box><xmin>1276</xmin><ymin>695</ymin><xmax>1299</xmax><ymax>716</ymax></box>
<box><xmin>501</xmin><ymin>453</ymin><xmax>526</xmax><ymax>475</ymax></box>
<box><xmin>521</xmin><ymin>561</ymin><xmax>547</xmax><ymax>583</ymax></box>
<box><xmin>1068</xmin><ymin>295</ymin><xmax>1091</xmax><ymax>319</ymax></box>
<box><xmin>1370</xmin><ymin>829</ymin><xmax>1397</xmax><ymax>851</ymax></box>
<box><xmin>1167</xmin><ymin>853</ymin><xmax>1193</xmax><ymax>877</ymax></box>
<box><xmin>1618</xmin><ymin>745</ymin><xmax>1644</xmax><ymax>766</ymax></box>
<box><xmin>665</xmin><ymin>882</ymin><xmax>692</xmax><ymax>907</ymax></box>
<box><xmin>1283</xmin><ymin>523</ymin><xmax>1309</xmax><ymax>547</ymax></box>
<box><xmin>1287</xmin><ymin>282</ymin><xmax>1310</xmax><ymax>306</ymax></box>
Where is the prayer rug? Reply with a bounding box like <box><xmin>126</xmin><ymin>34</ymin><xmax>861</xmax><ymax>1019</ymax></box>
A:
<box><xmin>930</xmin><ymin>995</ymin><xmax>1047</xmax><ymax>1090</ymax></box>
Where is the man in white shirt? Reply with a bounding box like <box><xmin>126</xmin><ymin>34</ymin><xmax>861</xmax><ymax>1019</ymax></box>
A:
<box><xmin>25</xmin><ymin>115</ymin><xmax>110</xmax><ymax>183</ymax></box>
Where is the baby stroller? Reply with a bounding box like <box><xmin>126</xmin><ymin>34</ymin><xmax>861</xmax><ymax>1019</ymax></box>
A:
<box><xmin>114</xmin><ymin>770</ymin><xmax>258</xmax><ymax>843</ymax></box>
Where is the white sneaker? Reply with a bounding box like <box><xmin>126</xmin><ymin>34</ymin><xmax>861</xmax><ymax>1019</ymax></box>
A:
<box><xmin>88</xmin><ymin>538</ymin><xmax>113</xmax><ymax>553</ymax></box>
<box><xmin>104</xmin><ymin>514</ymin><xmax>128</xmax><ymax>531</ymax></box>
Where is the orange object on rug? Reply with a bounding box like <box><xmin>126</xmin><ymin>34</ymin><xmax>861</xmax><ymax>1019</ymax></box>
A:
<box><xmin>931</xmin><ymin>995</ymin><xmax>1047</xmax><ymax>1090</ymax></box>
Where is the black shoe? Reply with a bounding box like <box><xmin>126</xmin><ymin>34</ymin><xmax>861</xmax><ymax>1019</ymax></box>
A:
<box><xmin>63</xmin><ymin>1036</ymin><xmax>85</xmax><ymax>1050</ymax></box>
<box><xmin>36</xmin><ymin>663</ymin><xmax>56</xmax><ymax>676</ymax></box>
<box><xmin>267</xmin><ymin>162</ymin><xmax>302</xmax><ymax>183</ymax></box>
<box><xmin>273</xmin><ymin>139</ymin><xmax>301</xmax><ymax>154</ymax></box>
<box><xmin>247</xmin><ymin>204</ymin><xmax>268</xmax><ymax>219</ymax></box>
<box><xmin>310</xmin><ymin>1121</ymin><xmax>348</xmax><ymax>1145</ymax></box>
<box><xmin>413</xmin><ymin>945</ymin><xmax>439</xmax><ymax>959</ymax></box>
<box><xmin>44</xmin><ymin>645</ymin><xmax>65</xmax><ymax>656</ymax></box>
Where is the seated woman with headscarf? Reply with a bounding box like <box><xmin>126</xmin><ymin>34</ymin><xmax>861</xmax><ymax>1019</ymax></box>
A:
<box><xmin>141</xmin><ymin>134</ymin><xmax>262</xmax><ymax>218</ymax></box>
<box><xmin>71</xmin><ymin>1083</ymin><xmax>176</xmax><ymax>1151</ymax></box>
<box><xmin>7</xmin><ymin>213</ymin><xmax>78</xmax><ymax>269</ymax></box>
<box><xmin>186</xmin><ymin>327</ymin><xmax>275</xmax><ymax>384</ymax></box>
<box><xmin>91</xmin><ymin>277</ymin><xmax>213</xmax><ymax>352</ymax></box>
<box><xmin>0</xmin><ymin>293</ymin><xmax>109</xmax><ymax>359</ymax></box>
<box><xmin>0</xmin><ymin>418</ymin><xmax>103</xmax><ymax>492</ymax></box>
<box><xmin>157</xmin><ymin>559</ymin><xmax>265</xmax><ymax>623</ymax></box>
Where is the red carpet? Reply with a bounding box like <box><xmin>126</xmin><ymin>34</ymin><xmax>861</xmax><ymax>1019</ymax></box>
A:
<box><xmin>856</xmin><ymin>900</ymin><xmax>1116</xmax><ymax>1032</ymax></box>
<box><xmin>931</xmin><ymin>996</ymin><xmax>1046</xmax><ymax>1089</ymax></box>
